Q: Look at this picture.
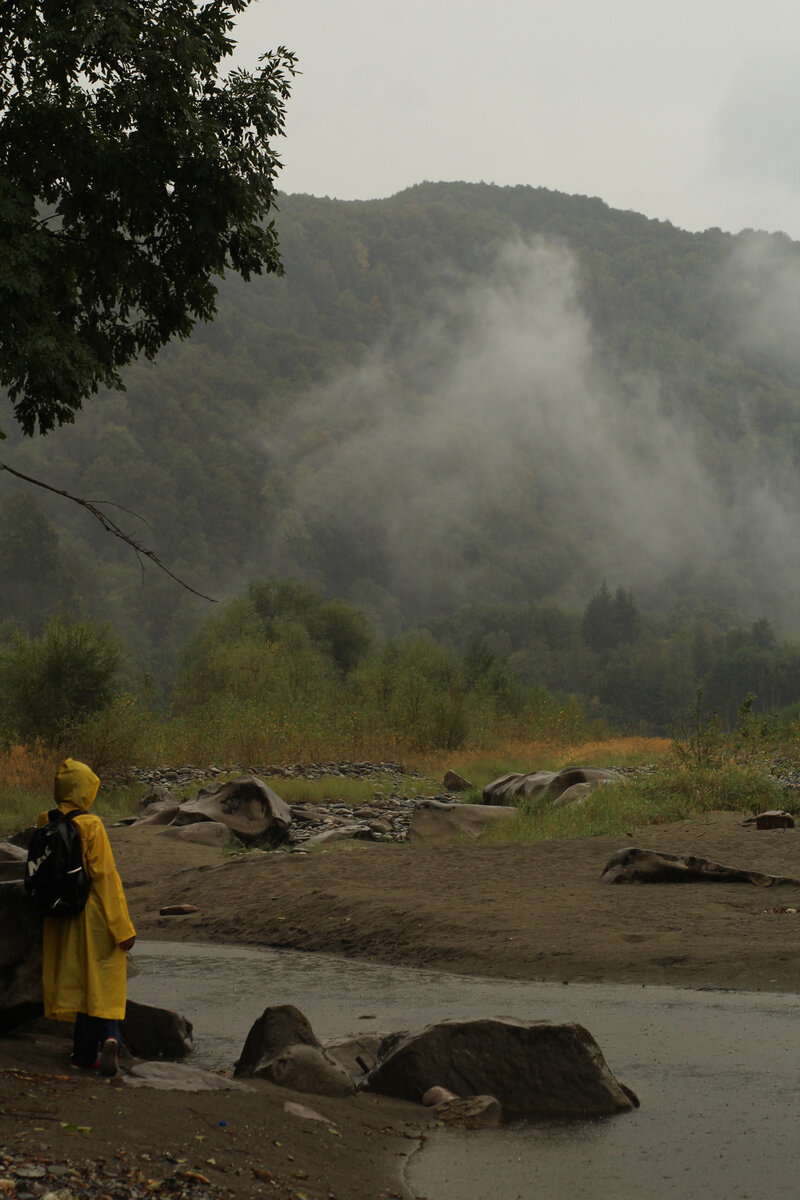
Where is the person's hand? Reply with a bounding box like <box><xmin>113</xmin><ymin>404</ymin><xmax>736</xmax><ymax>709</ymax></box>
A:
<box><xmin>119</xmin><ymin>936</ymin><xmax>136</xmax><ymax>952</ymax></box>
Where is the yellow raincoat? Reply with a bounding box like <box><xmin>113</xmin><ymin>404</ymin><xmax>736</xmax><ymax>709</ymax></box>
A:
<box><xmin>39</xmin><ymin>759</ymin><xmax>135</xmax><ymax>1022</ymax></box>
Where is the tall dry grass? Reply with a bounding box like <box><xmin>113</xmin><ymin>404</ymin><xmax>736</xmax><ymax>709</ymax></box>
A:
<box><xmin>0</xmin><ymin>743</ymin><xmax>147</xmax><ymax>835</ymax></box>
<box><xmin>0</xmin><ymin>743</ymin><xmax>53</xmax><ymax>835</ymax></box>
<box><xmin>0</xmin><ymin>743</ymin><xmax>54</xmax><ymax>795</ymax></box>
<box><xmin>414</xmin><ymin>736</ymin><xmax>671</xmax><ymax>791</ymax></box>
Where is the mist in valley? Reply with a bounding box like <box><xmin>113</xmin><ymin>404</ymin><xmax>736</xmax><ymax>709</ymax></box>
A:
<box><xmin>261</xmin><ymin>234</ymin><xmax>800</xmax><ymax>634</ymax></box>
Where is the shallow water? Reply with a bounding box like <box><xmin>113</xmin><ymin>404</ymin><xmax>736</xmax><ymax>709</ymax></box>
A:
<box><xmin>128</xmin><ymin>941</ymin><xmax>799</xmax><ymax>1200</ymax></box>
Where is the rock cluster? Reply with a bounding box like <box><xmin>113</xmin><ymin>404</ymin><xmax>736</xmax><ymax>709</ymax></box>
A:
<box><xmin>107</xmin><ymin>760</ymin><xmax>682</xmax><ymax>848</ymax></box>
<box><xmin>287</xmin><ymin>796</ymin><xmax>420</xmax><ymax>847</ymax></box>
<box><xmin>235</xmin><ymin>1006</ymin><xmax>639</xmax><ymax>1123</ymax></box>
<box><xmin>483</xmin><ymin>765</ymin><xmax>622</xmax><ymax>807</ymax></box>
<box><xmin>0</xmin><ymin>1148</ymin><xmax>235</xmax><ymax>1199</ymax></box>
<box><xmin>121</xmin><ymin>772</ymin><xmax>460</xmax><ymax>849</ymax></box>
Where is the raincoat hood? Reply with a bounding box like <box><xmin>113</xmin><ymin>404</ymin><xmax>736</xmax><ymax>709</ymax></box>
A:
<box><xmin>54</xmin><ymin>758</ymin><xmax>100</xmax><ymax>812</ymax></box>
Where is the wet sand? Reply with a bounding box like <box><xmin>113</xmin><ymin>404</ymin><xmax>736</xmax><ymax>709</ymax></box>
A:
<box><xmin>121</xmin><ymin>810</ymin><xmax>800</xmax><ymax>992</ymax></box>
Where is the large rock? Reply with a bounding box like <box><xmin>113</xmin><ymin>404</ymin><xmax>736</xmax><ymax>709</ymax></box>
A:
<box><xmin>442</xmin><ymin>771</ymin><xmax>475</xmax><ymax>792</ymax></box>
<box><xmin>122</xmin><ymin>1000</ymin><xmax>194</xmax><ymax>1059</ymax></box>
<box><xmin>135</xmin><ymin>803</ymin><xmax>182</xmax><ymax>826</ymax></box>
<box><xmin>255</xmin><ymin>1043</ymin><xmax>356</xmax><ymax>1096</ymax></box>
<box><xmin>324</xmin><ymin>1033</ymin><xmax>385</xmax><ymax>1077</ymax></box>
<box><xmin>601</xmin><ymin>847</ymin><xmax>800</xmax><ymax>886</ymax></box>
<box><xmin>409</xmin><ymin>800</ymin><xmax>518</xmax><ymax>844</ymax></box>
<box><xmin>0</xmin><ymin>882</ymin><xmax>43</xmax><ymax>1026</ymax></box>
<box><xmin>234</xmin><ymin>1004</ymin><xmax>355</xmax><ymax>1095</ymax></box>
<box><xmin>0</xmin><ymin>841</ymin><xmax>27</xmax><ymax>862</ymax></box>
<box><xmin>124</xmin><ymin>1062</ymin><xmax>252</xmax><ymax>1091</ymax></box>
<box><xmin>364</xmin><ymin>1018</ymin><xmax>638</xmax><ymax>1119</ymax></box>
<box><xmin>235</xmin><ymin>1004</ymin><xmax>320</xmax><ymax>1075</ymax></box>
<box><xmin>174</xmin><ymin>776</ymin><xmax>291</xmax><ymax>843</ymax></box>
<box><xmin>483</xmin><ymin>766</ymin><xmax>620</xmax><ymax>806</ymax></box>
<box><xmin>160</xmin><ymin>821</ymin><xmax>233</xmax><ymax>847</ymax></box>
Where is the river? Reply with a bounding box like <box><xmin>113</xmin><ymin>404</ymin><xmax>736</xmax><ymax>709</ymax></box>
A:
<box><xmin>127</xmin><ymin>940</ymin><xmax>799</xmax><ymax>1200</ymax></box>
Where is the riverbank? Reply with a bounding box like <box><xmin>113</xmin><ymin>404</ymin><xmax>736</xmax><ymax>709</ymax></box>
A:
<box><xmin>2</xmin><ymin>809</ymin><xmax>799</xmax><ymax>1199</ymax></box>
<box><xmin>120</xmin><ymin>809</ymin><xmax>800</xmax><ymax>992</ymax></box>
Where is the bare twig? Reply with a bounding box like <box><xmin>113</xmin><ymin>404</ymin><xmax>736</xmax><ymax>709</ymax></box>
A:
<box><xmin>0</xmin><ymin>461</ymin><xmax>217</xmax><ymax>602</ymax></box>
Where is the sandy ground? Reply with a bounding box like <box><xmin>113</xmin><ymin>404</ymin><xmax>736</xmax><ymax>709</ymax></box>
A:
<box><xmin>123</xmin><ymin>811</ymin><xmax>800</xmax><ymax>992</ymax></box>
<box><xmin>3</xmin><ymin>810</ymin><xmax>800</xmax><ymax>1199</ymax></box>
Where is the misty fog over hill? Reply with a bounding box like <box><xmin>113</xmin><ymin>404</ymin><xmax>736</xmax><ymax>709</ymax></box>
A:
<box><xmin>4</xmin><ymin>181</ymin><xmax>800</xmax><ymax>724</ymax></box>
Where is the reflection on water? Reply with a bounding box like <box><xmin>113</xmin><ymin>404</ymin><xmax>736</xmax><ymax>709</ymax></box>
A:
<box><xmin>128</xmin><ymin>942</ymin><xmax>799</xmax><ymax>1200</ymax></box>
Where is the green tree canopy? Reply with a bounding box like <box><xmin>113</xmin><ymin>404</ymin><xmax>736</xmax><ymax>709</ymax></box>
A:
<box><xmin>0</xmin><ymin>615</ymin><xmax>123</xmax><ymax>744</ymax></box>
<box><xmin>0</xmin><ymin>0</ymin><xmax>296</xmax><ymax>436</ymax></box>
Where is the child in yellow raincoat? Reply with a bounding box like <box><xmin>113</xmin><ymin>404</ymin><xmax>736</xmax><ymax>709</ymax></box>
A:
<box><xmin>39</xmin><ymin>758</ymin><xmax>136</xmax><ymax>1075</ymax></box>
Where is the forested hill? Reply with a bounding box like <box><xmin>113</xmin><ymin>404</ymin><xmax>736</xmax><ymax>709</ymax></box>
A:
<box><xmin>4</xmin><ymin>181</ymin><xmax>800</xmax><ymax>709</ymax></box>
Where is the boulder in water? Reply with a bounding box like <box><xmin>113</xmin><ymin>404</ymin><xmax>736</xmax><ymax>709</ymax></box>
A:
<box><xmin>365</xmin><ymin>1017</ymin><xmax>638</xmax><ymax>1119</ymax></box>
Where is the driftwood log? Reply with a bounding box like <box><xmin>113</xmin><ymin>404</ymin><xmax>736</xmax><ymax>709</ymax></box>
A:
<box><xmin>600</xmin><ymin>847</ymin><xmax>800</xmax><ymax>887</ymax></box>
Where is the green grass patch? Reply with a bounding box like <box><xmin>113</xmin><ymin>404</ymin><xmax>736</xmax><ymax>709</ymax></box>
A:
<box><xmin>268</xmin><ymin>777</ymin><xmax>388</xmax><ymax>807</ymax></box>
<box><xmin>229</xmin><ymin>772</ymin><xmax>433</xmax><ymax>808</ymax></box>
<box><xmin>0</xmin><ymin>786</ymin><xmax>50</xmax><ymax>837</ymax></box>
<box><xmin>150</xmin><ymin>770</ymin><xmax>431</xmax><ymax>810</ymax></box>
<box><xmin>481</xmin><ymin>765</ymin><xmax>788</xmax><ymax>844</ymax></box>
<box><xmin>0</xmin><ymin>782</ymin><xmax>149</xmax><ymax>837</ymax></box>
<box><xmin>0</xmin><ymin>770</ymin><xmax>434</xmax><ymax>840</ymax></box>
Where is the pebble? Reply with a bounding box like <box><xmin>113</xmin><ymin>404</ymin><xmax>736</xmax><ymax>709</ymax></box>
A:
<box><xmin>0</xmin><ymin>1150</ymin><xmax>237</xmax><ymax>1200</ymax></box>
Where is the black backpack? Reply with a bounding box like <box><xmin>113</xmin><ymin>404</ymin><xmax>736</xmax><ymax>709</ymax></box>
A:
<box><xmin>25</xmin><ymin>809</ymin><xmax>91</xmax><ymax>917</ymax></box>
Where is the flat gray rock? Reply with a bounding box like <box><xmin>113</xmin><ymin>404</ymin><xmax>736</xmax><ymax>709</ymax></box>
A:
<box><xmin>160</xmin><ymin>821</ymin><xmax>231</xmax><ymax>846</ymax></box>
<box><xmin>0</xmin><ymin>841</ymin><xmax>27</xmax><ymax>862</ymax></box>
<box><xmin>123</xmin><ymin>1061</ymin><xmax>251</xmax><ymax>1091</ymax></box>
<box><xmin>409</xmin><ymin>801</ymin><xmax>517</xmax><ymax>843</ymax></box>
<box><xmin>254</xmin><ymin>1043</ymin><xmax>356</xmax><ymax>1096</ymax></box>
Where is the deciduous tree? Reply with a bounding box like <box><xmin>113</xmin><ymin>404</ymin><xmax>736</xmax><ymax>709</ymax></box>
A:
<box><xmin>0</xmin><ymin>0</ymin><xmax>296</xmax><ymax>437</ymax></box>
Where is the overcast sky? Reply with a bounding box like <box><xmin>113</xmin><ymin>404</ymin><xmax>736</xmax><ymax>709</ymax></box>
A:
<box><xmin>232</xmin><ymin>0</ymin><xmax>800</xmax><ymax>239</ymax></box>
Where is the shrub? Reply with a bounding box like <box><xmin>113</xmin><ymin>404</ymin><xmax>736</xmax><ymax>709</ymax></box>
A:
<box><xmin>0</xmin><ymin>616</ymin><xmax>123</xmax><ymax>746</ymax></box>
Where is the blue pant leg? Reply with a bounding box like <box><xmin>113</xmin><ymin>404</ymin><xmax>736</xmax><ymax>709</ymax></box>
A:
<box><xmin>99</xmin><ymin>1018</ymin><xmax>121</xmax><ymax>1046</ymax></box>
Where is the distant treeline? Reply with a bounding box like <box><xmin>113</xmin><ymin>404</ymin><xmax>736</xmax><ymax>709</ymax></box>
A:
<box><xmin>2</xmin><ymin>578</ymin><xmax>798</xmax><ymax>765</ymax></box>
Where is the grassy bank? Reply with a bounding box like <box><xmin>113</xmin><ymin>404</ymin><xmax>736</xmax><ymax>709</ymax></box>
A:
<box><xmin>481</xmin><ymin>763</ymin><xmax>789</xmax><ymax>844</ymax></box>
<box><xmin>1</xmin><ymin>738</ymin><xmax>789</xmax><ymax>846</ymax></box>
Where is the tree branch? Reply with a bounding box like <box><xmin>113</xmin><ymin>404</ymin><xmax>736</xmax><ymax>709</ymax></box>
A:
<box><xmin>0</xmin><ymin>461</ymin><xmax>217</xmax><ymax>602</ymax></box>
